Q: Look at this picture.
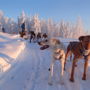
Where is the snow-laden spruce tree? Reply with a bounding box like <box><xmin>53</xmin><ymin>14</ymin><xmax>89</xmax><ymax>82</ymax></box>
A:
<box><xmin>40</xmin><ymin>19</ymin><xmax>48</xmax><ymax>34</ymax></box>
<box><xmin>0</xmin><ymin>10</ymin><xmax>18</xmax><ymax>34</ymax></box>
<box><xmin>59</xmin><ymin>20</ymin><xmax>74</xmax><ymax>38</ymax></box>
<box><xmin>30</xmin><ymin>15</ymin><xmax>41</xmax><ymax>34</ymax></box>
<box><xmin>25</xmin><ymin>15</ymin><xmax>31</xmax><ymax>33</ymax></box>
<box><xmin>73</xmin><ymin>17</ymin><xmax>85</xmax><ymax>38</ymax></box>
<box><xmin>18</xmin><ymin>11</ymin><xmax>26</xmax><ymax>32</ymax></box>
<box><xmin>0</xmin><ymin>11</ymin><xmax>5</xmax><ymax>32</ymax></box>
<box><xmin>47</xmin><ymin>19</ymin><xmax>59</xmax><ymax>38</ymax></box>
<box><xmin>56</xmin><ymin>18</ymin><xmax>85</xmax><ymax>39</ymax></box>
<box><xmin>0</xmin><ymin>10</ymin><xmax>86</xmax><ymax>37</ymax></box>
<box><xmin>8</xmin><ymin>18</ymin><xmax>18</xmax><ymax>34</ymax></box>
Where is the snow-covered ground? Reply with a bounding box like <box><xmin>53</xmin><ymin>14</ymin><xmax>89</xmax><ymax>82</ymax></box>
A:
<box><xmin>0</xmin><ymin>32</ymin><xmax>25</xmax><ymax>74</ymax></box>
<box><xmin>0</xmin><ymin>32</ymin><xmax>90</xmax><ymax>90</ymax></box>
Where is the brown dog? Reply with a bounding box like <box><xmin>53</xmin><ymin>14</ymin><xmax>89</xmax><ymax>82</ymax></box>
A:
<box><xmin>64</xmin><ymin>35</ymin><xmax>90</xmax><ymax>82</ymax></box>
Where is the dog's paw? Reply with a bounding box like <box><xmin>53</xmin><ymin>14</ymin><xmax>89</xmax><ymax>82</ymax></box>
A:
<box><xmin>69</xmin><ymin>78</ymin><xmax>74</xmax><ymax>82</ymax></box>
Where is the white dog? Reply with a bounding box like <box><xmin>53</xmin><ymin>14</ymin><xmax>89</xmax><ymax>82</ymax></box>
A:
<box><xmin>48</xmin><ymin>38</ymin><xmax>66</xmax><ymax>85</ymax></box>
<box><xmin>39</xmin><ymin>38</ymin><xmax>66</xmax><ymax>85</ymax></box>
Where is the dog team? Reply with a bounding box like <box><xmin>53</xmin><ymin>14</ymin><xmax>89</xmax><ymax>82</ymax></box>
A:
<box><xmin>19</xmin><ymin>27</ymin><xmax>90</xmax><ymax>85</ymax></box>
<box><xmin>38</xmin><ymin>35</ymin><xmax>90</xmax><ymax>85</ymax></box>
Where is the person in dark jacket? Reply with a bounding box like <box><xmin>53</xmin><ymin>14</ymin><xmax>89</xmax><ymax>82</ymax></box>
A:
<box><xmin>20</xmin><ymin>22</ymin><xmax>26</xmax><ymax>38</ymax></box>
<box><xmin>21</xmin><ymin>22</ymin><xmax>25</xmax><ymax>33</ymax></box>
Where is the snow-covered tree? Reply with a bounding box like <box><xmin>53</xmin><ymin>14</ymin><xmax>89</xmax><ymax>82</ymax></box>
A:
<box><xmin>73</xmin><ymin>17</ymin><xmax>85</xmax><ymax>38</ymax></box>
<box><xmin>30</xmin><ymin>15</ymin><xmax>41</xmax><ymax>34</ymax></box>
<box><xmin>0</xmin><ymin>10</ymin><xmax>86</xmax><ymax>38</ymax></box>
<box><xmin>18</xmin><ymin>11</ymin><xmax>27</xmax><ymax>33</ymax></box>
<box><xmin>40</xmin><ymin>19</ymin><xmax>48</xmax><ymax>34</ymax></box>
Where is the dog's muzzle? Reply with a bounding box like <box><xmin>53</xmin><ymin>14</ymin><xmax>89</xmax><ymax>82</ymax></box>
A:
<box><xmin>80</xmin><ymin>49</ymin><xmax>90</xmax><ymax>58</ymax></box>
<box><xmin>83</xmin><ymin>49</ymin><xmax>90</xmax><ymax>59</ymax></box>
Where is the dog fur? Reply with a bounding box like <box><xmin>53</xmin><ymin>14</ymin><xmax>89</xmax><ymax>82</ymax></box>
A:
<box><xmin>39</xmin><ymin>38</ymin><xmax>66</xmax><ymax>85</ymax></box>
<box><xmin>64</xmin><ymin>35</ymin><xmax>90</xmax><ymax>82</ymax></box>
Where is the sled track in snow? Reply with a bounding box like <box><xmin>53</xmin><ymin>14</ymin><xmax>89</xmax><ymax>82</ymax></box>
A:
<box><xmin>24</xmin><ymin>44</ymin><xmax>42</xmax><ymax>90</ymax></box>
<box><xmin>1</xmin><ymin>42</ymin><xmax>90</xmax><ymax>90</ymax></box>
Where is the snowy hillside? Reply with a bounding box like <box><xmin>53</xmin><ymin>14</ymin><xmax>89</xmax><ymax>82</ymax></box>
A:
<box><xmin>0</xmin><ymin>32</ymin><xmax>90</xmax><ymax>90</ymax></box>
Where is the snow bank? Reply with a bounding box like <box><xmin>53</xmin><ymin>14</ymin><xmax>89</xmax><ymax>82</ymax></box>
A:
<box><xmin>0</xmin><ymin>32</ymin><xmax>25</xmax><ymax>72</ymax></box>
<box><xmin>0</xmin><ymin>36</ymin><xmax>90</xmax><ymax>90</ymax></box>
<box><xmin>0</xmin><ymin>57</ymin><xmax>11</xmax><ymax>72</ymax></box>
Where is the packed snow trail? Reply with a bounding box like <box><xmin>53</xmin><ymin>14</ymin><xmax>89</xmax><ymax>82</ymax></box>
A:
<box><xmin>1</xmin><ymin>42</ymin><xmax>90</xmax><ymax>90</ymax></box>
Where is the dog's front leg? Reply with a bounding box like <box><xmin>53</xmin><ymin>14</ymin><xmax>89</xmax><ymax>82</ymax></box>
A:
<box><xmin>61</xmin><ymin>58</ymin><xmax>65</xmax><ymax>76</ymax></box>
<box><xmin>48</xmin><ymin>58</ymin><xmax>55</xmax><ymax>85</ymax></box>
<box><xmin>59</xmin><ymin>58</ymin><xmax>65</xmax><ymax>85</ymax></box>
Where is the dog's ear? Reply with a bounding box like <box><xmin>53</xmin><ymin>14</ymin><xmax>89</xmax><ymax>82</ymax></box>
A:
<box><xmin>78</xmin><ymin>36</ymin><xmax>85</xmax><ymax>41</ymax></box>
